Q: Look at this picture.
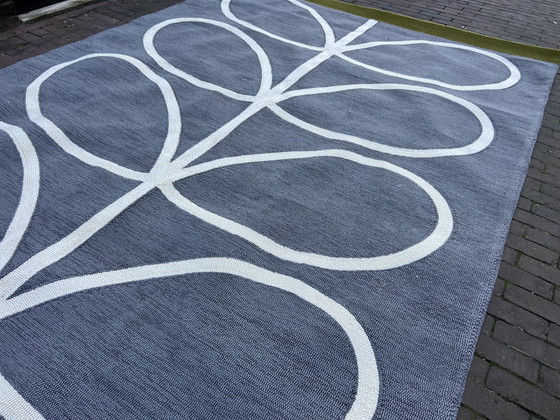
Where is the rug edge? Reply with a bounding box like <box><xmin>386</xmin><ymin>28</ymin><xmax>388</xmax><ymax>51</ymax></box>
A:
<box><xmin>304</xmin><ymin>0</ymin><xmax>560</xmax><ymax>64</ymax></box>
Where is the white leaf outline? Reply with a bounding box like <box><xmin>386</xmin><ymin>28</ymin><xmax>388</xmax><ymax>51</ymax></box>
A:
<box><xmin>0</xmin><ymin>123</ymin><xmax>40</xmax><ymax>274</ymax></box>
<box><xmin>0</xmin><ymin>257</ymin><xmax>379</xmax><ymax>420</ymax></box>
<box><xmin>221</xmin><ymin>0</ymin><xmax>336</xmax><ymax>51</ymax></box>
<box><xmin>271</xmin><ymin>83</ymin><xmax>495</xmax><ymax>158</ymax></box>
<box><xmin>340</xmin><ymin>40</ymin><xmax>521</xmax><ymax>91</ymax></box>
<box><xmin>144</xmin><ymin>18</ymin><xmax>273</xmax><ymax>101</ymax></box>
<box><xmin>26</xmin><ymin>53</ymin><xmax>183</xmax><ymax>181</ymax></box>
<box><xmin>164</xmin><ymin>149</ymin><xmax>453</xmax><ymax>271</ymax></box>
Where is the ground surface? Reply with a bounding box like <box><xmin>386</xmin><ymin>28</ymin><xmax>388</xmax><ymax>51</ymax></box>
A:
<box><xmin>0</xmin><ymin>0</ymin><xmax>559</xmax><ymax>418</ymax></box>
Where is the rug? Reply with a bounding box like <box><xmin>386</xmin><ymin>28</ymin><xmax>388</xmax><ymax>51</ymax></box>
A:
<box><xmin>0</xmin><ymin>0</ymin><xmax>556</xmax><ymax>418</ymax></box>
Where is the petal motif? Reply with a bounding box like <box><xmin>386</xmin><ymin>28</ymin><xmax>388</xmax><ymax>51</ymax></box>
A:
<box><xmin>273</xmin><ymin>83</ymin><xmax>494</xmax><ymax>158</ymax></box>
<box><xmin>144</xmin><ymin>18</ymin><xmax>273</xmax><ymax>101</ymax></box>
<box><xmin>341</xmin><ymin>40</ymin><xmax>520</xmax><ymax>91</ymax></box>
<box><xmin>26</xmin><ymin>53</ymin><xmax>182</xmax><ymax>181</ymax></box>
<box><xmin>166</xmin><ymin>149</ymin><xmax>453</xmax><ymax>271</ymax></box>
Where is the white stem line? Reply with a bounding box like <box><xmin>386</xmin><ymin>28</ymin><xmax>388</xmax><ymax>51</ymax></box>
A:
<box><xmin>272</xmin><ymin>83</ymin><xmax>494</xmax><ymax>158</ymax></box>
<box><xmin>341</xmin><ymin>40</ymin><xmax>520</xmax><ymax>91</ymax></box>
<box><xmin>222</xmin><ymin>0</ymin><xmax>327</xmax><ymax>51</ymax></box>
<box><xmin>170</xmin><ymin>20</ymin><xmax>377</xmax><ymax>169</ymax></box>
<box><xmin>26</xmin><ymin>53</ymin><xmax>183</xmax><ymax>181</ymax></box>
<box><xmin>0</xmin><ymin>181</ymin><xmax>155</xmax><ymax>300</ymax></box>
<box><xmin>0</xmin><ymin>257</ymin><xmax>379</xmax><ymax>420</ymax></box>
<box><xmin>144</xmin><ymin>18</ymin><xmax>273</xmax><ymax>102</ymax></box>
<box><xmin>264</xmin><ymin>20</ymin><xmax>377</xmax><ymax>99</ymax></box>
<box><xmin>163</xmin><ymin>149</ymin><xmax>453</xmax><ymax>271</ymax></box>
<box><xmin>0</xmin><ymin>373</ymin><xmax>45</xmax><ymax>420</ymax></box>
<box><xmin>0</xmin><ymin>123</ymin><xmax>40</xmax><ymax>274</ymax></box>
<box><xmin>169</xmin><ymin>101</ymin><xmax>264</xmax><ymax>169</ymax></box>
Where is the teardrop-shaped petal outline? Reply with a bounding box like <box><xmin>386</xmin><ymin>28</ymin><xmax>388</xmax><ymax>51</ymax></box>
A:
<box><xmin>221</xmin><ymin>0</ymin><xmax>336</xmax><ymax>51</ymax></box>
<box><xmin>340</xmin><ymin>40</ymin><xmax>520</xmax><ymax>91</ymax></box>
<box><xmin>272</xmin><ymin>83</ymin><xmax>494</xmax><ymax>158</ymax></box>
<box><xmin>144</xmin><ymin>18</ymin><xmax>273</xmax><ymax>102</ymax></box>
<box><xmin>0</xmin><ymin>123</ymin><xmax>39</xmax><ymax>274</ymax></box>
<box><xmin>165</xmin><ymin>149</ymin><xmax>453</xmax><ymax>271</ymax></box>
<box><xmin>0</xmin><ymin>257</ymin><xmax>379</xmax><ymax>420</ymax></box>
<box><xmin>26</xmin><ymin>53</ymin><xmax>182</xmax><ymax>181</ymax></box>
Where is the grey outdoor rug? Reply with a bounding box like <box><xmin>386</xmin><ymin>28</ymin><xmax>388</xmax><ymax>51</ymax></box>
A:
<box><xmin>0</xmin><ymin>0</ymin><xmax>557</xmax><ymax>418</ymax></box>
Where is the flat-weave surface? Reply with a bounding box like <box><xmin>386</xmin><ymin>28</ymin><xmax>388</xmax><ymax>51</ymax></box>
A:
<box><xmin>0</xmin><ymin>0</ymin><xmax>556</xmax><ymax>418</ymax></box>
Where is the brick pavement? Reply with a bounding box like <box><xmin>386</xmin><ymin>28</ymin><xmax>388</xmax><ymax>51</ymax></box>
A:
<box><xmin>0</xmin><ymin>0</ymin><xmax>559</xmax><ymax>418</ymax></box>
<box><xmin>347</xmin><ymin>0</ymin><xmax>560</xmax><ymax>49</ymax></box>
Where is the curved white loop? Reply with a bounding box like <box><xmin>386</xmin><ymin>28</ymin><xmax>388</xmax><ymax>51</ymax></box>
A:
<box><xmin>0</xmin><ymin>257</ymin><xmax>379</xmax><ymax>420</ymax></box>
<box><xmin>144</xmin><ymin>18</ymin><xmax>273</xmax><ymax>101</ymax></box>
<box><xmin>0</xmin><ymin>372</ymin><xmax>45</xmax><ymax>420</ymax></box>
<box><xmin>274</xmin><ymin>83</ymin><xmax>495</xmax><ymax>158</ymax></box>
<box><xmin>221</xmin><ymin>0</ymin><xmax>334</xmax><ymax>51</ymax></box>
<box><xmin>165</xmin><ymin>149</ymin><xmax>453</xmax><ymax>271</ymax></box>
<box><xmin>0</xmin><ymin>123</ymin><xmax>39</xmax><ymax>274</ymax></box>
<box><xmin>341</xmin><ymin>40</ymin><xmax>521</xmax><ymax>91</ymax></box>
<box><xmin>26</xmin><ymin>53</ymin><xmax>182</xmax><ymax>181</ymax></box>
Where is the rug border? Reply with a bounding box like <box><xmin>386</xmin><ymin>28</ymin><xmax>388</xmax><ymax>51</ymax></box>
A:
<box><xmin>305</xmin><ymin>0</ymin><xmax>560</xmax><ymax>64</ymax></box>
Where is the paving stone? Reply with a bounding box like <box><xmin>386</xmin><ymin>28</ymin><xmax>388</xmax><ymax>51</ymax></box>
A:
<box><xmin>538</xmin><ymin>365</ymin><xmax>560</xmax><ymax>399</ymax></box>
<box><xmin>547</xmin><ymin>164</ymin><xmax>560</xmax><ymax>177</ymax></box>
<box><xmin>517</xmin><ymin>197</ymin><xmax>533</xmax><ymax>211</ymax></box>
<box><xmin>514</xmin><ymin>209</ymin><xmax>560</xmax><ymax>237</ymax></box>
<box><xmin>461</xmin><ymin>379</ymin><xmax>531</xmax><ymax>420</ymax></box>
<box><xmin>456</xmin><ymin>405</ymin><xmax>476</xmax><ymax>420</ymax></box>
<box><xmin>29</xmin><ymin>28</ymin><xmax>49</xmax><ymax>37</ymax></box>
<box><xmin>492</xmin><ymin>278</ymin><xmax>505</xmax><ymax>297</ymax></box>
<box><xmin>504</xmin><ymin>284</ymin><xmax>560</xmax><ymax>325</ymax></box>
<box><xmin>549</xmin><ymin>323</ymin><xmax>560</xmax><ymax>347</ymax></box>
<box><xmin>501</xmin><ymin>246</ymin><xmax>518</xmax><ymax>265</ymax></box>
<box><xmin>487</xmin><ymin>295</ymin><xmax>549</xmax><ymax>338</ymax></box>
<box><xmin>523</xmin><ymin>175</ymin><xmax>545</xmax><ymax>192</ymax></box>
<box><xmin>475</xmin><ymin>334</ymin><xmax>539</xmax><ymax>382</ymax></box>
<box><xmin>494</xmin><ymin>321</ymin><xmax>560</xmax><ymax>371</ymax></box>
<box><xmin>518</xmin><ymin>255</ymin><xmax>560</xmax><ymax>286</ymax></box>
<box><xmin>467</xmin><ymin>354</ymin><xmax>490</xmax><ymax>384</ymax></box>
<box><xmin>521</xmin><ymin>186</ymin><xmax>560</xmax><ymax>211</ymax></box>
<box><xmin>481</xmin><ymin>314</ymin><xmax>495</xmax><ymax>334</ymax></box>
<box><xmin>498</xmin><ymin>261</ymin><xmax>554</xmax><ymax>299</ymax></box>
<box><xmin>538</xmin><ymin>134</ymin><xmax>560</xmax><ymax>150</ymax></box>
<box><xmin>525</xmin><ymin>227</ymin><xmax>560</xmax><ymax>253</ymax></box>
<box><xmin>486</xmin><ymin>366</ymin><xmax>560</xmax><ymax>418</ymax></box>
<box><xmin>504</xmin><ymin>234</ymin><xmax>557</xmax><ymax>264</ymax></box>
<box><xmin>17</xmin><ymin>32</ymin><xmax>43</xmax><ymax>45</ymax></box>
<box><xmin>542</xmin><ymin>184</ymin><xmax>560</xmax><ymax>202</ymax></box>
<box><xmin>532</xmin><ymin>204</ymin><xmax>560</xmax><ymax>226</ymax></box>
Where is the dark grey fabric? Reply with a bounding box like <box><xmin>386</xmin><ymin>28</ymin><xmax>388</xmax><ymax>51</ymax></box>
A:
<box><xmin>0</xmin><ymin>0</ymin><xmax>556</xmax><ymax>419</ymax></box>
